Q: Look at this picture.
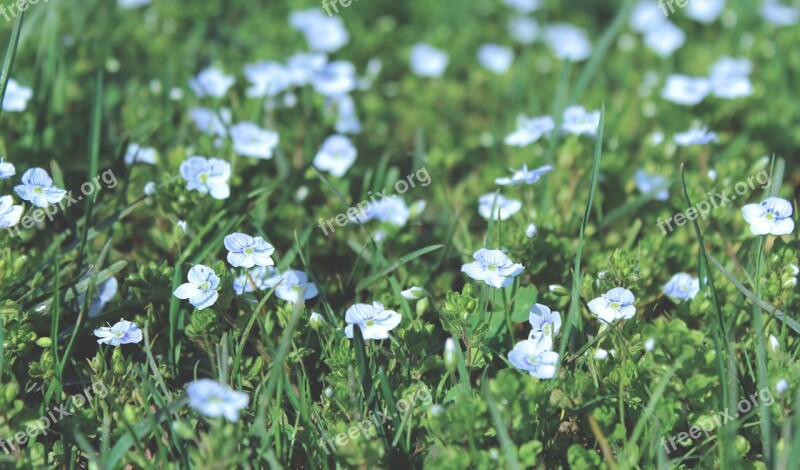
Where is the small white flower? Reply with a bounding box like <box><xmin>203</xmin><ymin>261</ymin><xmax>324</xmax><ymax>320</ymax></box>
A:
<box><xmin>478</xmin><ymin>193</ymin><xmax>522</xmax><ymax>221</ymax></box>
<box><xmin>14</xmin><ymin>168</ymin><xmax>66</xmax><ymax>208</ymax></box>
<box><xmin>495</xmin><ymin>164</ymin><xmax>553</xmax><ymax>186</ymax></box>
<box><xmin>504</xmin><ymin>115</ymin><xmax>555</xmax><ymax>147</ymax></box>
<box><xmin>634</xmin><ymin>169</ymin><xmax>669</xmax><ymax>201</ymax></box>
<box><xmin>186</xmin><ymin>379</ymin><xmax>249</xmax><ymax>423</ymax></box>
<box><xmin>508</xmin><ymin>337</ymin><xmax>559</xmax><ymax>379</ymax></box>
<box><xmin>741</xmin><ymin>197</ymin><xmax>795</xmax><ymax>236</ymax></box>
<box><xmin>144</xmin><ymin>182</ymin><xmax>157</xmax><ymax>196</ymax></box>
<box><xmin>275</xmin><ymin>270</ymin><xmax>319</xmax><ymax>303</ymax></box>
<box><xmin>2</xmin><ymin>79</ymin><xmax>32</xmax><ymax>112</ymax></box>
<box><xmin>477</xmin><ymin>44</ymin><xmax>514</xmax><ymax>74</ymax></box>
<box><xmin>588</xmin><ymin>287</ymin><xmax>636</xmax><ymax>324</ymax></box>
<box><xmin>674</xmin><ymin>127</ymin><xmax>718</xmax><ymax>146</ymax></box>
<box><xmin>401</xmin><ymin>286</ymin><xmax>426</xmax><ymax>301</ymax></box>
<box><xmin>94</xmin><ymin>319</ymin><xmax>142</xmax><ymax>346</ymax></box>
<box><xmin>344</xmin><ymin>302</ymin><xmax>402</xmax><ymax>340</ymax></box>
<box><xmin>663</xmin><ymin>272</ymin><xmax>700</xmax><ymax>301</ymax></box>
<box><xmin>525</xmin><ymin>223</ymin><xmax>538</xmax><ymax>238</ymax></box>
<box><xmin>173</xmin><ymin>265</ymin><xmax>220</xmax><ymax>310</ymax></box>
<box><xmin>508</xmin><ymin>16</ymin><xmax>539</xmax><ymax>44</ymax></box>
<box><xmin>0</xmin><ymin>195</ymin><xmax>23</xmax><ymax>229</ymax></box>
<box><xmin>461</xmin><ymin>248</ymin><xmax>524</xmax><ymax>288</ymax></box>
<box><xmin>313</xmin><ymin>135</ymin><xmax>357</xmax><ymax>177</ymax></box>
<box><xmin>124</xmin><ymin>144</ymin><xmax>158</xmax><ymax>165</ymax></box>
<box><xmin>644</xmin><ymin>338</ymin><xmax>655</xmax><ymax>352</ymax></box>
<box><xmin>528</xmin><ymin>303</ymin><xmax>561</xmax><ymax>340</ymax></box>
<box><xmin>177</xmin><ymin>220</ymin><xmax>187</xmax><ymax>234</ymax></box>
<box><xmin>409</xmin><ymin>43</ymin><xmax>449</xmax><ymax>78</ymax></box>
<box><xmin>189</xmin><ymin>67</ymin><xmax>235</xmax><ymax>98</ymax></box>
<box><xmin>661</xmin><ymin>75</ymin><xmax>711</xmax><ymax>105</ymax></box>
<box><xmin>768</xmin><ymin>335</ymin><xmax>779</xmax><ymax>353</ymax></box>
<box><xmin>776</xmin><ymin>378</ymin><xmax>789</xmax><ymax>394</ymax></box>
<box><xmin>593</xmin><ymin>348</ymin><xmax>609</xmax><ymax>360</ymax></box>
<box><xmin>686</xmin><ymin>0</ymin><xmax>725</xmax><ymax>24</ymax></box>
<box><xmin>544</xmin><ymin>24</ymin><xmax>592</xmax><ymax>62</ymax></box>
<box><xmin>230</xmin><ymin>122</ymin><xmax>279</xmax><ymax>160</ymax></box>
<box><xmin>561</xmin><ymin>105</ymin><xmax>601</xmax><ymax>137</ymax></box>
<box><xmin>224</xmin><ymin>233</ymin><xmax>275</xmax><ymax>268</ymax></box>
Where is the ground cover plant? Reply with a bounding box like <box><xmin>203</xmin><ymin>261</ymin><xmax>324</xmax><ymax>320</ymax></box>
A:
<box><xmin>0</xmin><ymin>0</ymin><xmax>799</xmax><ymax>468</ymax></box>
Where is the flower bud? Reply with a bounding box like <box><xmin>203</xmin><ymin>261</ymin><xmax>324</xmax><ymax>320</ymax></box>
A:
<box><xmin>401</xmin><ymin>286</ymin><xmax>426</xmax><ymax>301</ymax></box>
<box><xmin>548</xmin><ymin>284</ymin><xmax>569</xmax><ymax>296</ymax></box>
<box><xmin>309</xmin><ymin>312</ymin><xmax>325</xmax><ymax>330</ymax></box>
<box><xmin>36</xmin><ymin>337</ymin><xmax>52</xmax><ymax>348</ymax></box>
<box><xmin>444</xmin><ymin>338</ymin><xmax>457</xmax><ymax>373</ymax></box>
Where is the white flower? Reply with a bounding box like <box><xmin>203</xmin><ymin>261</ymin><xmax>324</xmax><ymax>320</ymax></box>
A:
<box><xmin>401</xmin><ymin>286</ymin><xmax>426</xmax><ymax>301</ymax></box>
<box><xmin>186</xmin><ymin>379</ymin><xmax>249</xmax><ymax>423</ymax></box>
<box><xmin>504</xmin><ymin>115</ymin><xmax>555</xmax><ymax>146</ymax></box>
<box><xmin>634</xmin><ymin>168</ymin><xmax>669</xmax><ymax>201</ymax></box>
<box><xmin>179</xmin><ymin>156</ymin><xmax>231</xmax><ymax>200</ymax></box>
<box><xmin>477</xmin><ymin>44</ymin><xmax>514</xmax><ymax>74</ymax></box>
<box><xmin>674</xmin><ymin>127</ymin><xmax>718</xmax><ymax>146</ymax></box>
<box><xmin>528</xmin><ymin>303</ymin><xmax>561</xmax><ymax>339</ymax></box>
<box><xmin>124</xmin><ymin>144</ymin><xmax>158</xmax><ymax>165</ymax></box>
<box><xmin>768</xmin><ymin>335</ymin><xmax>779</xmax><ymax>353</ymax></box>
<box><xmin>2</xmin><ymin>79</ymin><xmax>32</xmax><ymax>112</ymax></box>
<box><xmin>508</xmin><ymin>16</ymin><xmax>539</xmax><ymax>44</ymax></box>
<box><xmin>760</xmin><ymin>1</ymin><xmax>799</xmax><ymax>26</ymax></box>
<box><xmin>503</xmin><ymin>0</ymin><xmax>542</xmax><ymax>13</ymax></box>
<box><xmin>0</xmin><ymin>159</ymin><xmax>15</xmax><ymax>179</ymax></box>
<box><xmin>188</xmin><ymin>107</ymin><xmax>231</xmax><ymax>137</ymax></box>
<box><xmin>478</xmin><ymin>193</ymin><xmax>522</xmax><ymax>221</ymax></box>
<box><xmin>312</xmin><ymin>61</ymin><xmax>357</xmax><ymax>97</ymax></box>
<box><xmin>177</xmin><ymin>220</ymin><xmax>187</xmax><ymax>233</ymax></box>
<box><xmin>495</xmin><ymin>164</ymin><xmax>553</xmax><ymax>186</ymax></box>
<box><xmin>359</xmin><ymin>197</ymin><xmax>410</xmax><ymax>227</ymax></box>
<box><xmin>79</xmin><ymin>276</ymin><xmax>118</xmax><ymax>318</ymax></box>
<box><xmin>593</xmin><ymin>348</ymin><xmax>609</xmax><ymax>360</ymax></box>
<box><xmin>525</xmin><ymin>223</ymin><xmax>538</xmax><ymax>238</ymax></box>
<box><xmin>232</xmin><ymin>265</ymin><xmax>282</xmax><ymax>295</ymax></box>
<box><xmin>561</xmin><ymin>105</ymin><xmax>601</xmax><ymax>137</ymax></box>
<box><xmin>14</xmin><ymin>168</ymin><xmax>66</xmax><ymax>208</ymax></box>
<box><xmin>275</xmin><ymin>270</ymin><xmax>319</xmax><ymax>303</ymax></box>
<box><xmin>230</xmin><ymin>122</ymin><xmax>279</xmax><ymax>160</ymax></box>
<box><xmin>173</xmin><ymin>265</ymin><xmax>220</xmax><ymax>310</ymax></box>
<box><xmin>741</xmin><ymin>197</ymin><xmax>795</xmax><ymax>236</ymax></box>
<box><xmin>461</xmin><ymin>248</ymin><xmax>524</xmax><ymax>288</ymax></box>
<box><xmin>686</xmin><ymin>0</ymin><xmax>725</xmax><ymax>24</ymax></box>
<box><xmin>344</xmin><ymin>302</ymin><xmax>402</xmax><ymax>340</ymax></box>
<box><xmin>663</xmin><ymin>272</ymin><xmax>700</xmax><ymax>301</ymax></box>
<box><xmin>117</xmin><ymin>0</ymin><xmax>151</xmax><ymax>8</ymax></box>
<box><xmin>286</xmin><ymin>52</ymin><xmax>328</xmax><ymax>87</ymax></box>
<box><xmin>776</xmin><ymin>378</ymin><xmax>789</xmax><ymax>394</ymax></box>
<box><xmin>289</xmin><ymin>9</ymin><xmax>349</xmax><ymax>52</ymax></box>
<box><xmin>630</xmin><ymin>1</ymin><xmax>668</xmax><ymax>33</ymax></box>
<box><xmin>409</xmin><ymin>43</ymin><xmax>449</xmax><ymax>78</ymax></box>
<box><xmin>0</xmin><ymin>195</ymin><xmax>23</xmax><ymax>229</ymax></box>
<box><xmin>144</xmin><ymin>182</ymin><xmax>157</xmax><ymax>196</ymax></box>
<box><xmin>224</xmin><ymin>233</ymin><xmax>275</xmax><ymax>268</ymax></box>
<box><xmin>588</xmin><ymin>287</ymin><xmax>636</xmax><ymax>324</ymax></box>
<box><xmin>644</xmin><ymin>338</ymin><xmax>655</xmax><ymax>352</ymax></box>
<box><xmin>508</xmin><ymin>337</ymin><xmax>559</xmax><ymax>379</ymax></box>
<box><xmin>243</xmin><ymin>61</ymin><xmax>291</xmax><ymax>98</ymax></box>
<box><xmin>313</xmin><ymin>135</ymin><xmax>357</xmax><ymax>177</ymax></box>
<box><xmin>644</xmin><ymin>21</ymin><xmax>685</xmax><ymax>57</ymax></box>
<box><xmin>189</xmin><ymin>67</ymin><xmax>235</xmax><ymax>98</ymax></box>
<box><xmin>332</xmin><ymin>94</ymin><xmax>362</xmax><ymax>134</ymax></box>
<box><xmin>709</xmin><ymin>56</ymin><xmax>753</xmax><ymax>99</ymax></box>
<box><xmin>544</xmin><ymin>24</ymin><xmax>592</xmax><ymax>62</ymax></box>
<box><xmin>93</xmin><ymin>319</ymin><xmax>142</xmax><ymax>346</ymax></box>
<box><xmin>661</xmin><ymin>75</ymin><xmax>711</xmax><ymax>105</ymax></box>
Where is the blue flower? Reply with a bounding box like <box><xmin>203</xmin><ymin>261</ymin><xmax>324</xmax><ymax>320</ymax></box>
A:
<box><xmin>233</xmin><ymin>266</ymin><xmax>282</xmax><ymax>295</ymax></box>
<box><xmin>663</xmin><ymin>272</ymin><xmax>700</xmax><ymax>301</ymax></box>
<box><xmin>478</xmin><ymin>193</ymin><xmax>522</xmax><ymax>221</ymax></box>
<box><xmin>504</xmin><ymin>115</ymin><xmax>554</xmax><ymax>147</ymax></box>
<box><xmin>186</xmin><ymin>379</ymin><xmax>249</xmax><ymax>423</ymax></box>
<box><xmin>189</xmin><ymin>67</ymin><xmax>235</xmax><ymax>98</ymax></box>
<box><xmin>173</xmin><ymin>265</ymin><xmax>220</xmax><ymax>310</ymax></box>
<box><xmin>742</xmin><ymin>197</ymin><xmax>795</xmax><ymax>236</ymax></box>
<box><xmin>661</xmin><ymin>75</ymin><xmax>711</xmax><ymax>105</ymax></box>
<box><xmin>674</xmin><ymin>127</ymin><xmax>718</xmax><ymax>146</ymax></box>
<box><xmin>508</xmin><ymin>336</ymin><xmax>559</xmax><ymax>379</ymax></box>
<box><xmin>344</xmin><ymin>302</ymin><xmax>402</xmax><ymax>340</ymax></box>
<box><xmin>461</xmin><ymin>248</ymin><xmax>524</xmax><ymax>288</ymax></box>
<box><xmin>179</xmin><ymin>156</ymin><xmax>231</xmax><ymax>200</ymax></box>
<box><xmin>528</xmin><ymin>303</ymin><xmax>561</xmax><ymax>340</ymax></box>
<box><xmin>477</xmin><ymin>44</ymin><xmax>514</xmax><ymax>74</ymax></box>
<box><xmin>14</xmin><ymin>168</ymin><xmax>66</xmax><ymax>208</ymax></box>
<box><xmin>275</xmin><ymin>270</ymin><xmax>319</xmax><ymax>303</ymax></box>
<box><xmin>588</xmin><ymin>287</ymin><xmax>636</xmax><ymax>324</ymax></box>
<box><xmin>495</xmin><ymin>164</ymin><xmax>553</xmax><ymax>186</ymax></box>
<box><xmin>289</xmin><ymin>8</ymin><xmax>349</xmax><ymax>53</ymax></box>
<box><xmin>409</xmin><ymin>43</ymin><xmax>449</xmax><ymax>78</ymax></box>
<box><xmin>313</xmin><ymin>135</ymin><xmax>357</xmax><ymax>177</ymax></box>
<box><xmin>93</xmin><ymin>319</ymin><xmax>142</xmax><ymax>346</ymax></box>
<box><xmin>124</xmin><ymin>144</ymin><xmax>158</xmax><ymax>165</ymax></box>
<box><xmin>543</xmin><ymin>24</ymin><xmax>591</xmax><ymax>62</ymax></box>
<box><xmin>243</xmin><ymin>61</ymin><xmax>292</xmax><ymax>97</ymax></box>
<box><xmin>312</xmin><ymin>61</ymin><xmax>357</xmax><ymax>97</ymax></box>
<box><xmin>2</xmin><ymin>79</ymin><xmax>32</xmax><ymax>112</ymax></box>
<box><xmin>634</xmin><ymin>168</ymin><xmax>669</xmax><ymax>201</ymax></box>
<box><xmin>224</xmin><ymin>232</ymin><xmax>275</xmax><ymax>268</ymax></box>
<box><xmin>188</xmin><ymin>107</ymin><xmax>231</xmax><ymax>137</ymax></box>
<box><xmin>359</xmin><ymin>197</ymin><xmax>410</xmax><ymax>227</ymax></box>
<box><xmin>0</xmin><ymin>159</ymin><xmax>15</xmax><ymax>179</ymax></box>
<box><xmin>0</xmin><ymin>196</ymin><xmax>23</xmax><ymax>228</ymax></box>
<box><xmin>561</xmin><ymin>105</ymin><xmax>600</xmax><ymax>137</ymax></box>
<box><xmin>230</xmin><ymin>122</ymin><xmax>279</xmax><ymax>160</ymax></box>
<box><xmin>79</xmin><ymin>276</ymin><xmax>119</xmax><ymax>318</ymax></box>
